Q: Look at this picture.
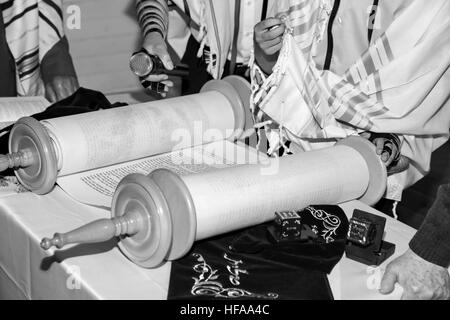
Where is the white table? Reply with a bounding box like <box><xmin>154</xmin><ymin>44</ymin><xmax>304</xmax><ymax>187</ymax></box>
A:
<box><xmin>0</xmin><ymin>186</ymin><xmax>411</xmax><ymax>300</ymax></box>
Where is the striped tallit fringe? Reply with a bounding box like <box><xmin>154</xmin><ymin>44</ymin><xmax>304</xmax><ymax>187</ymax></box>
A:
<box><xmin>249</xmin><ymin>0</ymin><xmax>332</xmax><ymax>155</ymax></box>
<box><xmin>196</xmin><ymin>0</ymin><xmax>208</xmax><ymax>57</ymax></box>
<box><xmin>249</xmin><ymin>31</ymin><xmax>295</xmax><ymax>157</ymax></box>
<box><xmin>192</xmin><ymin>0</ymin><xmax>220</xmax><ymax>78</ymax></box>
<box><xmin>1</xmin><ymin>0</ymin><xmax>63</xmax><ymax>96</ymax></box>
<box><xmin>202</xmin><ymin>46</ymin><xmax>217</xmax><ymax>69</ymax></box>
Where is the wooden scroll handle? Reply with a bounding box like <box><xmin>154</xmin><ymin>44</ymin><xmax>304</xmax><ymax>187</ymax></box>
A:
<box><xmin>40</xmin><ymin>211</ymin><xmax>142</xmax><ymax>250</ymax></box>
<box><xmin>0</xmin><ymin>149</ymin><xmax>34</xmax><ymax>172</ymax></box>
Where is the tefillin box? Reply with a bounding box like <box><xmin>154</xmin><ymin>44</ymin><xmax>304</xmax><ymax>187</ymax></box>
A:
<box><xmin>274</xmin><ymin>211</ymin><xmax>302</xmax><ymax>240</ymax></box>
<box><xmin>269</xmin><ymin>210</ymin><xmax>319</xmax><ymax>242</ymax></box>
<box><xmin>345</xmin><ymin>209</ymin><xmax>395</xmax><ymax>266</ymax></box>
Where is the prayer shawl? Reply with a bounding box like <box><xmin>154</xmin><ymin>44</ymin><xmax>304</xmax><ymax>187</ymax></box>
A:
<box><xmin>137</xmin><ymin>0</ymin><xmax>236</xmax><ymax>79</ymax></box>
<box><xmin>1</xmin><ymin>0</ymin><xmax>64</xmax><ymax>96</ymax></box>
<box><xmin>189</xmin><ymin>0</ymin><xmax>275</xmax><ymax>79</ymax></box>
<box><xmin>137</xmin><ymin>0</ymin><xmax>277</xmax><ymax>79</ymax></box>
<box><xmin>250</xmin><ymin>0</ymin><xmax>450</xmax><ymax>201</ymax></box>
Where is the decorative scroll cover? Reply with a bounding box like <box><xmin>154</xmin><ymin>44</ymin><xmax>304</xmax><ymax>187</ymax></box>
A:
<box><xmin>168</xmin><ymin>205</ymin><xmax>349</xmax><ymax>300</ymax></box>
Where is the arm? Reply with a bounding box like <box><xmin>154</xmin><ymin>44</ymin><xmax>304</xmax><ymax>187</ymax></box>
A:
<box><xmin>136</xmin><ymin>0</ymin><xmax>174</xmax><ymax>95</ymax></box>
<box><xmin>364</xmin><ymin>132</ymin><xmax>409</xmax><ymax>174</ymax></box>
<box><xmin>409</xmin><ymin>184</ymin><xmax>450</xmax><ymax>267</ymax></box>
<box><xmin>380</xmin><ymin>183</ymin><xmax>450</xmax><ymax>299</ymax></box>
<box><xmin>137</xmin><ymin>0</ymin><xmax>169</xmax><ymax>40</ymax></box>
<box><xmin>41</xmin><ymin>36</ymin><xmax>79</xmax><ymax>102</ymax></box>
<box><xmin>0</xmin><ymin>12</ymin><xmax>17</xmax><ymax>97</ymax></box>
<box><xmin>136</xmin><ymin>0</ymin><xmax>173</xmax><ymax>72</ymax></box>
<box><xmin>38</xmin><ymin>0</ymin><xmax>78</xmax><ymax>102</ymax></box>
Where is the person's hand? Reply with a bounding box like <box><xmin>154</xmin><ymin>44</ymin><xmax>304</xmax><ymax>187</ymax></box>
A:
<box><xmin>373</xmin><ymin>137</ymin><xmax>398</xmax><ymax>167</ymax></box>
<box><xmin>45</xmin><ymin>75</ymin><xmax>79</xmax><ymax>103</ymax></box>
<box><xmin>141</xmin><ymin>32</ymin><xmax>174</xmax><ymax>97</ymax></box>
<box><xmin>254</xmin><ymin>17</ymin><xmax>286</xmax><ymax>75</ymax></box>
<box><xmin>373</xmin><ymin>137</ymin><xmax>409</xmax><ymax>174</ymax></box>
<box><xmin>379</xmin><ymin>249</ymin><xmax>450</xmax><ymax>300</ymax></box>
<box><xmin>387</xmin><ymin>155</ymin><xmax>410</xmax><ymax>175</ymax></box>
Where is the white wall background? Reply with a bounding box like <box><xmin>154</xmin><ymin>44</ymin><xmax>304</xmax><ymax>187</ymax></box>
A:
<box><xmin>62</xmin><ymin>0</ymin><xmax>144</xmax><ymax>98</ymax></box>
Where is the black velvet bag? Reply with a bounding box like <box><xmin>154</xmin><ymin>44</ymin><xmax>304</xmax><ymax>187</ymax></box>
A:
<box><xmin>0</xmin><ymin>87</ymin><xmax>127</xmax><ymax>156</ymax></box>
<box><xmin>168</xmin><ymin>205</ymin><xmax>349</xmax><ymax>300</ymax></box>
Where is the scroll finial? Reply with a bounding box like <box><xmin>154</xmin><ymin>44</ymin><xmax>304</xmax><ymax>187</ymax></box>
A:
<box><xmin>0</xmin><ymin>150</ymin><xmax>34</xmax><ymax>172</ymax></box>
<box><xmin>40</xmin><ymin>234</ymin><xmax>65</xmax><ymax>250</ymax></box>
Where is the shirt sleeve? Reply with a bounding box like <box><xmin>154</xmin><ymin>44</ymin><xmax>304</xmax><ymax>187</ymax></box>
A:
<box><xmin>409</xmin><ymin>183</ymin><xmax>450</xmax><ymax>268</ymax></box>
<box><xmin>136</xmin><ymin>0</ymin><xmax>169</xmax><ymax>39</ymax></box>
<box><xmin>0</xmin><ymin>12</ymin><xmax>17</xmax><ymax>96</ymax></box>
<box><xmin>40</xmin><ymin>36</ymin><xmax>77</xmax><ymax>84</ymax></box>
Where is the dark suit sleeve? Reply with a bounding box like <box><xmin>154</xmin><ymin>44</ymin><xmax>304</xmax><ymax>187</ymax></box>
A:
<box><xmin>40</xmin><ymin>36</ymin><xmax>77</xmax><ymax>84</ymax></box>
<box><xmin>0</xmin><ymin>12</ymin><xmax>17</xmax><ymax>96</ymax></box>
<box><xmin>409</xmin><ymin>183</ymin><xmax>450</xmax><ymax>268</ymax></box>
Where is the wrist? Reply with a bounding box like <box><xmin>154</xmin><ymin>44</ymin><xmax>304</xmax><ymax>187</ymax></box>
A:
<box><xmin>409</xmin><ymin>240</ymin><xmax>450</xmax><ymax>269</ymax></box>
<box><xmin>41</xmin><ymin>37</ymin><xmax>77</xmax><ymax>84</ymax></box>
<box><xmin>254</xmin><ymin>54</ymin><xmax>276</xmax><ymax>76</ymax></box>
<box><xmin>368</xmin><ymin>132</ymin><xmax>402</xmax><ymax>162</ymax></box>
<box><xmin>143</xmin><ymin>31</ymin><xmax>166</xmax><ymax>51</ymax></box>
<box><xmin>144</xmin><ymin>28</ymin><xmax>165</xmax><ymax>40</ymax></box>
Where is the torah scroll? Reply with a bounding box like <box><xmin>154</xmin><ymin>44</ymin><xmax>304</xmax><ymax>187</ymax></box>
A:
<box><xmin>2</xmin><ymin>77</ymin><xmax>248</xmax><ymax>194</ymax></box>
<box><xmin>41</xmin><ymin>136</ymin><xmax>387</xmax><ymax>268</ymax></box>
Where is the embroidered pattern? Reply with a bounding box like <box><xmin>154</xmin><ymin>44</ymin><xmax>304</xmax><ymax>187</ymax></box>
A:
<box><xmin>304</xmin><ymin>206</ymin><xmax>341</xmax><ymax>243</ymax></box>
<box><xmin>224</xmin><ymin>253</ymin><xmax>248</xmax><ymax>286</ymax></box>
<box><xmin>190</xmin><ymin>253</ymin><xmax>278</xmax><ymax>299</ymax></box>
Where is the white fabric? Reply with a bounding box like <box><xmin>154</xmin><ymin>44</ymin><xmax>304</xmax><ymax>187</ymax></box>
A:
<box><xmin>166</xmin><ymin>9</ymin><xmax>191</xmax><ymax>60</ymax></box>
<box><xmin>233</xmin><ymin>0</ymin><xmax>263</xmax><ymax>65</ymax></box>
<box><xmin>0</xmin><ymin>187</ymin><xmax>170</xmax><ymax>300</ymax></box>
<box><xmin>0</xmin><ymin>185</ymin><xmax>425</xmax><ymax>300</ymax></box>
<box><xmin>169</xmin><ymin>0</ymin><xmax>277</xmax><ymax>78</ymax></box>
<box><xmin>191</xmin><ymin>0</ymin><xmax>235</xmax><ymax>79</ymax></box>
<box><xmin>250</xmin><ymin>0</ymin><xmax>450</xmax><ymax>200</ymax></box>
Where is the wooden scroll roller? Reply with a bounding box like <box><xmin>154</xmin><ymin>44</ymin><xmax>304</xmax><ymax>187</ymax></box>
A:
<box><xmin>0</xmin><ymin>76</ymin><xmax>249</xmax><ymax>194</ymax></box>
<box><xmin>41</xmin><ymin>136</ymin><xmax>387</xmax><ymax>268</ymax></box>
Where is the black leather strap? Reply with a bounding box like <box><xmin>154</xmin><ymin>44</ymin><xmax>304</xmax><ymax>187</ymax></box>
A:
<box><xmin>182</xmin><ymin>0</ymin><xmax>191</xmax><ymax>20</ymax></box>
<box><xmin>323</xmin><ymin>0</ymin><xmax>341</xmax><ymax>71</ymax></box>
<box><xmin>261</xmin><ymin>0</ymin><xmax>269</xmax><ymax>20</ymax></box>
<box><xmin>368</xmin><ymin>0</ymin><xmax>379</xmax><ymax>44</ymax></box>
<box><xmin>229</xmin><ymin>0</ymin><xmax>241</xmax><ymax>75</ymax></box>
